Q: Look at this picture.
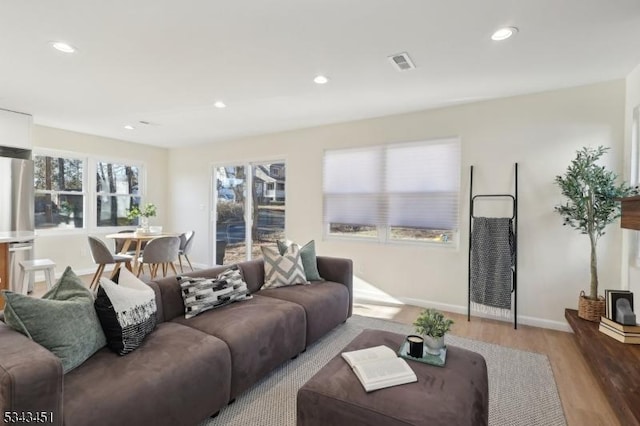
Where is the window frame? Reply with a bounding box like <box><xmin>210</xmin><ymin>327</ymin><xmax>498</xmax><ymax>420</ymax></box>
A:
<box><xmin>94</xmin><ymin>157</ymin><xmax>145</xmax><ymax>230</ymax></box>
<box><xmin>33</xmin><ymin>149</ymin><xmax>88</xmax><ymax>234</ymax></box>
<box><xmin>33</xmin><ymin>149</ymin><xmax>147</xmax><ymax>235</ymax></box>
<box><xmin>322</xmin><ymin>138</ymin><xmax>461</xmax><ymax>247</ymax></box>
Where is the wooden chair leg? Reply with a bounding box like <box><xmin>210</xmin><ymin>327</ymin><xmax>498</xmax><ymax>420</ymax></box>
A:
<box><xmin>91</xmin><ymin>264</ymin><xmax>105</xmax><ymax>290</ymax></box>
<box><xmin>125</xmin><ymin>261</ymin><xmax>133</xmax><ymax>272</ymax></box>
<box><xmin>169</xmin><ymin>261</ymin><xmax>178</xmax><ymax>276</ymax></box>
<box><xmin>110</xmin><ymin>263</ymin><xmax>122</xmax><ymax>279</ymax></box>
<box><xmin>137</xmin><ymin>263</ymin><xmax>144</xmax><ymax>278</ymax></box>
<box><xmin>185</xmin><ymin>255</ymin><xmax>194</xmax><ymax>272</ymax></box>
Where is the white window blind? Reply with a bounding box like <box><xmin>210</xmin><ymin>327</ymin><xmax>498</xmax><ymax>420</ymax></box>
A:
<box><xmin>323</xmin><ymin>138</ymin><xmax>460</xmax><ymax>242</ymax></box>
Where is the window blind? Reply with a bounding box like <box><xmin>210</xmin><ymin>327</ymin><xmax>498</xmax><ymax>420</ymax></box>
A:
<box><xmin>323</xmin><ymin>138</ymin><xmax>461</xmax><ymax>240</ymax></box>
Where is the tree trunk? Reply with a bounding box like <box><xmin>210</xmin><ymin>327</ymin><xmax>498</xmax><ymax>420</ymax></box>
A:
<box><xmin>587</xmin><ymin>188</ymin><xmax>598</xmax><ymax>300</ymax></box>
<box><xmin>589</xmin><ymin>233</ymin><xmax>598</xmax><ymax>300</ymax></box>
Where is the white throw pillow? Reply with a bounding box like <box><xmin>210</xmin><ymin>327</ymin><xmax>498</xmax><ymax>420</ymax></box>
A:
<box><xmin>94</xmin><ymin>267</ymin><xmax>157</xmax><ymax>355</ymax></box>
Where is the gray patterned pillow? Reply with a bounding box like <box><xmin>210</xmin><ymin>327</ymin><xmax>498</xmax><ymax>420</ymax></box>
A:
<box><xmin>262</xmin><ymin>243</ymin><xmax>308</xmax><ymax>289</ymax></box>
<box><xmin>277</xmin><ymin>239</ymin><xmax>323</xmax><ymax>281</ymax></box>
<box><xmin>179</xmin><ymin>266</ymin><xmax>251</xmax><ymax>319</ymax></box>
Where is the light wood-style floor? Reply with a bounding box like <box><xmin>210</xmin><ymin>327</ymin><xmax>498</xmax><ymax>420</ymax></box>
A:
<box><xmin>32</xmin><ymin>273</ymin><xmax>616</xmax><ymax>426</ymax></box>
<box><xmin>353</xmin><ymin>302</ymin><xmax>618</xmax><ymax>426</ymax></box>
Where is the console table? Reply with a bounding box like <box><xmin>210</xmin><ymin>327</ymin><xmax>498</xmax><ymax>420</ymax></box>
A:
<box><xmin>565</xmin><ymin>309</ymin><xmax>640</xmax><ymax>426</ymax></box>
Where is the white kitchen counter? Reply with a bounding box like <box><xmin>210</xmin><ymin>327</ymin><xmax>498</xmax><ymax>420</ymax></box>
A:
<box><xmin>0</xmin><ymin>231</ymin><xmax>36</xmax><ymax>243</ymax></box>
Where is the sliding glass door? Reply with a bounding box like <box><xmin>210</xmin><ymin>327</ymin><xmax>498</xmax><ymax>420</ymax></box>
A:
<box><xmin>213</xmin><ymin>161</ymin><xmax>285</xmax><ymax>265</ymax></box>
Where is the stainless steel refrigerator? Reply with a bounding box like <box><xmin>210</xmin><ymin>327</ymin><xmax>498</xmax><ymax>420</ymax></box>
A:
<box><xmin>0</xmin><ymin>153</ymin><xmax>35</xmax><ymax>292</ymax></box>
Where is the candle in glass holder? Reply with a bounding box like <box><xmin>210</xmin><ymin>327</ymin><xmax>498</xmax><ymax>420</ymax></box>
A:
<box><xmin>407</xmin><ymin>335</ymin><xmax>424</xmax><ymax>358</ymax></box>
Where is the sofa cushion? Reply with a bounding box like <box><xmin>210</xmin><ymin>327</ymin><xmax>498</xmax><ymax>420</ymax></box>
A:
<box><xmin>2</xmin><ymin>266</ymin><xmax>106</xmax><ymax>373</ymax></box>
<box><xmin>277</xmin><ymin>240</ymin><xmax>323</xmax><ymax>281</ymax></box>
<box><xmin>179</xmin><ymin>266</ymin><xmax>251</xmax><ymax>319</ymax></box>
<box><xmin>94</xmin><ymin>268</ymin><xmax>157</xmax><ymax>355</ymax></box>
<box><xmin>172</xmin><ymin>294</ymin><xmax>306</xmax><ymax>398</ymax></box>
<box><xmin>62</xmin><ymin>322</ymin><xmax>231</xmax><ymax>426</ymax></box>
<box><xmin>258</xmin><ymin>282</ymin><xmax>349</xmax><ymax>345</ymax></box>
<box><xmin>262</xmin><ymin>244</ymin><xmax>308</xmax><ymax>288</ymax></box>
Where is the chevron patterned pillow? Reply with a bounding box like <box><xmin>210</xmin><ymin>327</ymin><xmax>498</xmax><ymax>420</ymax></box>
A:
<box><xmin>262</xmin><ymin>243</ymin><xmax>309</xmax><ymax>289</ymax></box>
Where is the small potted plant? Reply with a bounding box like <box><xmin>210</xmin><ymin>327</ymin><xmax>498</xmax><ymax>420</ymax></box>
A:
<box><xmin>127</xmin><ymin>202</ymin><xmax>157</xmax><ymax>232</ymax></box>
<box><xmin>413</xmin><ymin>308</ymin><xmax>454</xmax><ymax>355</ymax></box>
<box><xmin>554</xmin><ymin>146</ymin><xmax>636</xmax><ymax>321</ymax></box>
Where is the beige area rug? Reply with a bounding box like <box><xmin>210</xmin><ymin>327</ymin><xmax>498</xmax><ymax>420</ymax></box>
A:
<box><xmin>201</xmin><ymin>314</ymin><xmax>567</xmax><ymax>426</ymax></box>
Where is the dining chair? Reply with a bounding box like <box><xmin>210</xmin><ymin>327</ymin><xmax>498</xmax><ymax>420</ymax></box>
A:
<box><xmin>178</xmin><ymin>231</ymin><xmax>195</xmax><ymax>272</ymax></box>
<box><xmin>88</xmin><ymin>236</ymin><xmax>134</xmax><ymax>290</ymax></box>
<box><xmin>137</xmin><ymin>236</ymin><xmax>180</xmax><ymax>279</ymax></box>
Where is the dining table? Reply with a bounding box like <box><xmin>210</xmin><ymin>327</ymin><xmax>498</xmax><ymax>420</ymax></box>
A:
<box><xmin>105</xmin><ymin>231</ymin><xmax>182</xmax><ymax>275</ymax></box>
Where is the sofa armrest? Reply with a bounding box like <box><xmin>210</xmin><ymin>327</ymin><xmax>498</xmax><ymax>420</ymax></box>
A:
<box><xmin>0</xmin><ymin>322</ymin><xmax>63</xmax><ymax>426</ymax></box>
<box><xmin>316</xmin><ymin>256</ymin><xmax>353</xmax><ymax>317</ymax></box>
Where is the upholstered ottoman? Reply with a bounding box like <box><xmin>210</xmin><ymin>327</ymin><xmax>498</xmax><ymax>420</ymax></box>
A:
<box><xmin>297</xmin><ymin>329</ymin><xmax>488</xmax><ymax>426</ymax></box>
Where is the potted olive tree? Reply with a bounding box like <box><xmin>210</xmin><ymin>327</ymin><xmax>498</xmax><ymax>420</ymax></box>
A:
<box><xmin>554</xmin><ymin>146</ymin><xmax>636</xmax><ymax>321</ymax></box>
<box><xmin>413</xmin><ymin>308</ymin><xmax>454</xmax><ymax>355</ymax></box>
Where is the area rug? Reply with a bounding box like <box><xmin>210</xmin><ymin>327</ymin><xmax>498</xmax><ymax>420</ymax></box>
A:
<box><xmin>200</xmin><ymin>315</ymin><xmax>567</xmax><ymax>426</ymax></box>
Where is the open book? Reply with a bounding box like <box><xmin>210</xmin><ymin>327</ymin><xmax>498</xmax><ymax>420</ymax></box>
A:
<box><xmin>341</xmin><ymin>345</ymin><xmax>418</xmax><ymax>392</ymax></box>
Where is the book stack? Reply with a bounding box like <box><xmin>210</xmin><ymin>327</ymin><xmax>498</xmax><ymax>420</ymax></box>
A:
<box><xmin>599</xmin><ymin>317</ymin><xmax>640</xmax><ymax>344</ymax></box>
<box><xmin>599</xmin><ymin>289</ymin><xmax>638</xmax><ymax>344</ymax></box>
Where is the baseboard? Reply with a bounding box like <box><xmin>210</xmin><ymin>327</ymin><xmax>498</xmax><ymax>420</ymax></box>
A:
<box><xmin>395</xmin><ymin>297</ymin><xmax>572</xmax><ymax>333</ymax></box>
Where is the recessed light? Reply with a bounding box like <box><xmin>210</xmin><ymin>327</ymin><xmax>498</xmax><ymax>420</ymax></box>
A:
<box><xmin>50</xmin><ymin>41</ymin><xmax>76</xmax><ymax>53</ymax></box>
<box><xmin>313</xmin><ymin>75</ymin><xmax>329</xmax><ymax>85</ymax></box>
<box><xmin>124</xmin><ymin>125</ymin><xmax>135</xmax><ymax>130</ymax></box>
<box><xmin>214</xmin><ymin>101</ymin><xmax>227</xmax><ymax>109</ymax></box>
<box><xmin>491</xmin><ymin>27</ymin><xmax>518</xmax><ymax>41</ymax></box>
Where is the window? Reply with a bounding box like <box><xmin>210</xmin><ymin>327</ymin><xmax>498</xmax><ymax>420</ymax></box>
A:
<box><xmin>96</xmin><ymin>161</ymin><xmax>142</xmax><ymax>227</ymax></box>
<box><xmin>323</xmin><ymin>138</ymin><xmax>460</xmax><ymax>243</ymax></box>
<box><xmin>214</xmin><ymin>162</ymin><xmax>286</xmax><ymax>264</ymax></box>
<box><xmin>34</xmin><ymin>154</ymin><xmax>85</xmax><ymax>229</ymax></box>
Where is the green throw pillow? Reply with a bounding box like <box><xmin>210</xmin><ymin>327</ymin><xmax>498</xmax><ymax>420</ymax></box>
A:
<box><xmin>2</xmin><ymin>266</ymin><xmax>107</xmax><ymax>373</ymax></box>
<box><xmin>277</xmin><ymin>240</ymin><xmax>323</xmax><ymax>281</ymax></box>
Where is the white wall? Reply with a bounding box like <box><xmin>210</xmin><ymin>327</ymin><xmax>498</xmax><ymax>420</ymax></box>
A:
<box><xmin>168</xmin><ymin>80</ymin><xmax>626</xmax><ymax>329</ymax></box>
<box><xmin>623</xmin><ymin>63</ymin><xmax>640</xmax><ymax>294</ymax></box>
<box><xmin>32</xmin><ymin>125</ymin><xmax>169</xmax><ymax>274</ymax></box>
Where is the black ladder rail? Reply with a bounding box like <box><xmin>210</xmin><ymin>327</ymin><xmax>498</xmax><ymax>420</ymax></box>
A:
<box><xmin>468</xmin><ymin>163</ymin><xmax>518</xmax><ymax>329</ymax></box>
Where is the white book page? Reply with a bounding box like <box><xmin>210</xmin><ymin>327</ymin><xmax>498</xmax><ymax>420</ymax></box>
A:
<box><xmin>341</xmin><ymin>345</ymin><xmax>396</xmax><ymax>368</ymax></box>
<box><xmin>354</xmin><ymin>357</ymin><xmax>414</xmax><ymax>383</ymax></box>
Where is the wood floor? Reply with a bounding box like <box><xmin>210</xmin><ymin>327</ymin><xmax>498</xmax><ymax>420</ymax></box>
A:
<box><xmin>353</xmin><ymin>302</ymin><xmax>619</xmax><ymax>426</ymax></box>
<box><xmin>32</xmin><ymin>273</ymin><xmax>616</xmax><ymax>425</ymax></box>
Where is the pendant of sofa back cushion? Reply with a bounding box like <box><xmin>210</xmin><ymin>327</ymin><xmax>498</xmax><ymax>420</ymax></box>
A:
<box><xmin>94</xmin><ymin>268</ymin><xmax>157</xmax><ymax>355</ymax></box>
<box><xmin>179</xmin><ymin>265</ymin><xmax>251</xmax><ymax>319</ymax></box>
<box><xmin>262</xmin><ymin>243</ymin><xmax>308</xmax><ymax>288</ymax></box>
<box><xmin>277</xmin><ymin>239</ymin><xmax>324</xmax><ymax>282</ymax></box>
<box><xmin>1</xmin><ymin>266</ymin><xmax>107</xmax><ymax>373</ymax></box>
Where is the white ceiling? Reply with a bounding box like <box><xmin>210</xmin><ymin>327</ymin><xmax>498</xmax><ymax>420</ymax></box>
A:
<box><xmin>1</xmin><ymin>0</ymin><xmax>640</xmax><ymax>148</ymax></box>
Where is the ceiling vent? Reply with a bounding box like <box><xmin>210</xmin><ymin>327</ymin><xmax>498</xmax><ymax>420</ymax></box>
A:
<box><xmin>388</xmin><ymin>52</ymin><xmax>416</xmax><ymax>71</ymax></box>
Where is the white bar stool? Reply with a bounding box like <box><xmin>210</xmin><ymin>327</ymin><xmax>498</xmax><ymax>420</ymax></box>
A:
<box><xmin>19</xmin><ymin>259</ymin><xmax>56</xmax><ymax>295</ymax></box>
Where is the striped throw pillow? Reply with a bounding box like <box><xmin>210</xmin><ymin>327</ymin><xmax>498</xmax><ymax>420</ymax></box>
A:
<box><xmin>179</xmin><ymin>266</ymin><xmax>251</xmax><ymax>319</ymax></box>
<box><xmin>262</xmin><ymin>243</ymin><xmax>308</xmax><ymax>289</ymax></box>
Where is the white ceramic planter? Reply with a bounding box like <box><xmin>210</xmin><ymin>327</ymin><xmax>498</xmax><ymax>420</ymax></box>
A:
<box><xmin>424</xmin><ymin>335</ymin><xmax>445</xmax><ymax>355</ymax></box>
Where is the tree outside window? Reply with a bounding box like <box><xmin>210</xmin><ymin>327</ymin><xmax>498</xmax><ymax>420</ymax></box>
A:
<box><xmin>96</xmin><ymin>161</ymin><xmax>142</xmax><ymax>226</ymax></box>
<box><xmin>34</xmin><ymin>155</ymin><xmax>85</xmax><ymax>229</ymax></box>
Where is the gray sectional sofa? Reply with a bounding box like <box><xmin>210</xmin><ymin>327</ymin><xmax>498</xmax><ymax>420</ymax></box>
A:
<box><xmin>0</xmin><ymin>256</ymin><xmax>353</xmax><ymax>426</ymax></box>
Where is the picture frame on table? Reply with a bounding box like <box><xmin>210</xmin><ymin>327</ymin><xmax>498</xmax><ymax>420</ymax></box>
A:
<box><xmin>605</xmin><ymin>289</ymin><xmax>633</xmax><ymax>320</ymax></box>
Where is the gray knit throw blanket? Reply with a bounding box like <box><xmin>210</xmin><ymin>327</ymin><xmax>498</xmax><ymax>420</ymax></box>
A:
<box><xmin>471</xmin><ymin>217</ymin><xmax>514</xmax><ymax>315</ymax></box>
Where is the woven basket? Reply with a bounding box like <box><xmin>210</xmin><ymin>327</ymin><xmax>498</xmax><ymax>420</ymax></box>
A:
<box><xmin>578</xmin><ymin>290</ymin><xmax>605</xmax><ymax>322</ymax></box>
